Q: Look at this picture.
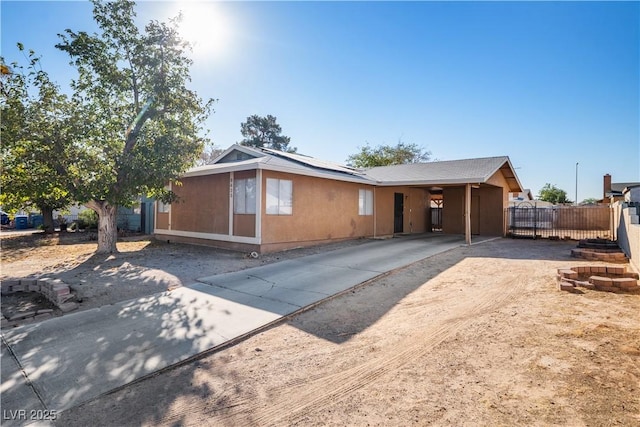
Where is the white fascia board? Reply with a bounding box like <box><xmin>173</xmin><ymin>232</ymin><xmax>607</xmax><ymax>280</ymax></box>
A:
<box><xmin>210</xmin><ymin>144</ymin><xmax>265</xmax><ymax>164</ymax></box>
<box><xmin>182</xmin><ymin>160</ymin><xmax>263</xmax><ymax>178</ymax></box>
<box><xmin>183</xmin><ymin>161</ymin><xmax>374</xmax><ymax>185</ymax></box>
<box><xmin>256</xmin><ymin>163</ymin><xmax>376</xmax><ymax>185</ymax></box>
<box><xmin>503</xmin><ymin>157</ymin><xmax>524</xmax><ymax>192</ymax></box>
<box><xmin>373</xmin><ymin>177</ymin><xmax>487</xmax><ymax>187</ymax></box>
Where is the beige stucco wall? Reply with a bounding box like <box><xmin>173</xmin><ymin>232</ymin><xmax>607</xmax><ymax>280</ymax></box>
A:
<box><xmin>156</xmin><ymin>212</ymin><xmax>169</xmax><ymax>230</ymax></box>
<box><xmin>475</xmin><ymin>186</ymin><xmax>504</xmax><ymax>236</ymax></box>
<box><xmin>373</xmin><ymin>187</ymin><xmax>430</xmax><ymax>236</ymax></box>
<box><xmin>155</xmin><ymin>164</ymin><xmax>514</xmax><ymax>250</ymax></box>
<box><xmin>442</xmin><ymin>172</ymin><xmax>510</xmax><ymax>237</ymax></box>
<box><xmin>613</xmin><ymin>202</ymin><xmax>640</xmax><ymax>273</ymax></box>
<box><xmin>156</xmin><ymin>174</ymin><xmax>230</xmax><ymax>234</ymax></box>
<box><xmin>260</xmin><ymin>171</ymin><xmax>375</xmax><ymax>245</ymax></box>
<box><xmin>442</xmin><ymin>186</ymin><xmax>465</xmax><ymax>234</ymax></box>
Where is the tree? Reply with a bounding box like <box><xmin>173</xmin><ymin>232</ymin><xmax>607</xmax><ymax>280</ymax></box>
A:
<box><xmin>195</xmin><ymin>142</ymin><xmax>224</xmax><ymax>166</ymax></box>
<box><xmin>55</xmin><ymin>0</ymin><xmax>213</xmax><ymax>253</ymax></box>
<box><xmin>537</xmin><ymin>183</ymin><xmax>571</xmax><ymax>204</ymax></box>
<box><xmin>240</xmin><ymin>114</ymin><xmax>295</xmax><ymax>152</ymax></box>
<box><xmin>580</xmin><ymin>198</ymin><xmax>599</xmax><ymax>205</ymax></box>
<box><xmin>0</xmin><ymin>45</ymin><xmax>77</xmax><ymax>232</ymax></box>
<box><xmin>346</xmin><ymin>141</ymin><xmax>431</xmax><ymax>168</ymax></box>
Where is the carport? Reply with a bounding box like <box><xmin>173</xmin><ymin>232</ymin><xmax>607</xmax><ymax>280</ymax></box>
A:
<box><xmin>365</xmin><ymin>156</ymin><xmax>523</xmax><ymax>244</ymax></box>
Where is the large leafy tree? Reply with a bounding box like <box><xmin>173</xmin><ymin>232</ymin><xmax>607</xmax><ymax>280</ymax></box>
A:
<box><xmin>240</xmin><ymin>114</ymin><xmax>295</xmax><ymax>152</ymax></box>
<box><xmin>1</xmin><ymin>45</ymin><xmax>77</xmax><ymax>232</ymax></box>
<box><xmin>347</xmin><ymin>141</ymin><xmax>431</xmax><ymax>168</ymax></box>
<box><xmin>195</xmin><ymin>141</ymin><xmax>224</xmax><ymax>166</ymax></box>
<box><xmin>56</xmin><ymin>0</ymin><xmax>213</xmax><ymax>253</ymax></box>
<box><xmin>537</xmin><ymin>183</ymin><xmax>571</xmax><ymax>204</ymax></box>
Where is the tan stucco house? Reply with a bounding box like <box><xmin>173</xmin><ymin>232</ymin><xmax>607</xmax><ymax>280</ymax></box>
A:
<box><xmin>154</xmin><ymin>145</ymin><xmax>523</xmax><ymax>253</ymax></box>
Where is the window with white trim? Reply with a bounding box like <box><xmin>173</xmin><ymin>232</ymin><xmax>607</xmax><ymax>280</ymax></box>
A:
<box><xmin>234</xmin><ymin>178</ymin><xmax>256</xmax><ymax>214</ymax></box>
<box><xmin>266</xmin><ymin>178</ymin><xmax>293</xmax><ymax>215</ymax></box>
<box><xmin>158</xmin><ymin>200</ymin><xmax>170</xmax><ymax>213</ymax></box>
<box><xmin>358</xmin><ymin>189</ymin><xmax>373</xmax><ymax>215</ymax></box>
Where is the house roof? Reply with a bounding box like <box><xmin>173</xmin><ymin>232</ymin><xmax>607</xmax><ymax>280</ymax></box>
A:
<box><xmin>364</xmin><ymin>156</ymin><xmax>523</xmax><ymax>191</ymax></box>
<box><xmin>184</xmin><ymin>145</ymin><xmax>371</xmax><ymax>184</ymax></box>
<box><xmin>610</xmin><ymin>182</ymin><xmax>640</xmax><ymax>194</ymax></box>
<box><xmin>510</xmin><ymin>189</ymin><xmax>534</xmax><ymax>201</ymax></box>
<box><xmin>183</xmin><ymin>145</ymin><xmax>523</xmax><ymax>192</ymax></box>
<box><xmin>260</xmin><ymin>147</ymin><xmax>362</xmax><ymax>176</ymax></box>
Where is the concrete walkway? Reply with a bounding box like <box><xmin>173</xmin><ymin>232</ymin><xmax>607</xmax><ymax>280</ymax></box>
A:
<box><xmin>1</xmin><ymin>234</ymin><xmax>470</xmax><ymax>420</ymax></box>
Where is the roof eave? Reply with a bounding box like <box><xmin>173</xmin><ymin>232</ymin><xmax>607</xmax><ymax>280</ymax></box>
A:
<box><xmin>182</xmin><ymin>158</ymin><xmax>375</xmax><ymax>185</ymax></box>
<box><xmin>374</xmin><ymin>177</ymin><xmax>488</xmax><ymax>187</ymax></box>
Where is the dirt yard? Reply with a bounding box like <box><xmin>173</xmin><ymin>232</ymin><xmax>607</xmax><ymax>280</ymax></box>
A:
<box><xmin>0</xmin><ymin>231</ymin><xmax>370</xmax><ymax>316</ymax></box>
<box><xmin>2</xmin><ymin>233</ymin><xmax>639</xmax><ymax>426</ymax></box>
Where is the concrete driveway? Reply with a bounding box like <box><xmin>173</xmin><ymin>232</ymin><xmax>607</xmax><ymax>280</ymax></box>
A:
<box><xmin>1</xmin><ymin>233</ymin><xmax>473</xmax><ymax>423</ymax></box>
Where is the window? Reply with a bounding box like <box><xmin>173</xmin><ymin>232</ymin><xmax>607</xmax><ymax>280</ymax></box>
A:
<box><xmin>234</xmin><ymin>178</ymin><xmax>256</xmax><ymax>214</ymax></box>
<box><xmin>359</xmin><ymin>189</ymin><xmax>373</xmax><ymax>216</ymax></box>
<box><xmin>266</xmin><ymin>178</ymin><xmax>293</xmax><ymax>215</ymax></box>
<box><xmin>158</xmin><ymin>200</ymin><xmax>170</xmax><ymax>213</ymax></box>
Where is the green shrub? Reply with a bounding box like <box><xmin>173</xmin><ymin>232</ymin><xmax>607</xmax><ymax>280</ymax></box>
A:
<box><xmin>78</xmin><ymin>209</ymin><xmax>98</xmax><ymax>230</ymax></box>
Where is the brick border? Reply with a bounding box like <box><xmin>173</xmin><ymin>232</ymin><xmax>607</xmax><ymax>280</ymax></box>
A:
<box><xmin>1</xmin><ymin>278</ymin><xmax>78</xmax><ymax>328</ymax></box>
<box><xmin>556</xmin><ymin>266</ymin><xmax>639</xmax><ymax>293</ymax></box>
<box><xmin>570</xmin><ymin>248</ymin><xmax>628</xmax><ymax>263</ymax></box>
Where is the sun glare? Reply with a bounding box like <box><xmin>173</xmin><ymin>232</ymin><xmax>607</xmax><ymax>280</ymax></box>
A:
<box><xmin>173</xmin><ymin>2</ymin><xmax>232</xmax><ymax>60</ymax></box>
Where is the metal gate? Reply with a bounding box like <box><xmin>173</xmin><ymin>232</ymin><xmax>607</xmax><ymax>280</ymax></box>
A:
<box><xmin>505</xmin><ymin>203</ymin><xmax>611</xmax><ymax>240</ymax></box>
<box><xmin>431</xmin><ymin>207</ymin><xmax>442</xmax><ymax>232</ymax></box>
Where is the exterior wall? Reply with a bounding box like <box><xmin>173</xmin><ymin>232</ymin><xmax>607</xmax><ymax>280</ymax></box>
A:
<box><xmin>486</xmin><ymin>170</ymin><xmax>510</xmax><ymax>206</ymax></box>
<box><xmin>153</xmin><ymin>233</ymin><xmax>260</xmax><ymax>253</ymax></box>
<box><xmin>156</xmin><ymin>174</ymin><xmax>230</xmax><ymax>234</ymax></box>
<box><xmin>624</xmin><ymin>186</ymin><xmax>640</xmax><ymax>203</ymax></box>
<box><xmin>232</xmin><ymin>170</ymin><xmax>256</xmax><ymax>237</ymax></box>
<box><xmin>260</xmin><ymin>171</ymin><xmax>375</xmax><ymax>246</ymax></box>
<box><xmin>233</xmin><ymin>214</ymin><xmax>255</xmax><ymax>237</ymax></box>
<box><xmin>156</xmin><ymin>212</ymin><xmax>169</xmax><ymax>229</ymax></box>
<box><xmin>407</xmin><ymin>188</ymin><xmax>430</xmax><ymax>233</ymax></box>
<box><xmin>153</xmin><ymin>162</ymin><xmax>515</xmax><ymax>251</ymax></box>
<box><xmin>443</xmin><ymin>184</ymin><xmax>506</xmax><ymax>236</ymax></box>
<box><xmin>613</xmin><ymin>202</ymin><xmax>640</xmax><ymax>273</ymax></box>
<box><xmin>373</xmin><ymin>187</ymin><xmax>430</xmax><ymax>236</ymax></box>
<box><xmin>442</xmin><ymin>186</ymin><xmax>464</xmax><ymax>234</ymax></box>
<box><xmin>373</xmin><ymin>187</ymin><xmax>395</xmax><ymax>236</ymax></box>
<box><xmin>475</xmin><ymin>186</ymin><xmax>504</xmax><ymax>236</ymax></box>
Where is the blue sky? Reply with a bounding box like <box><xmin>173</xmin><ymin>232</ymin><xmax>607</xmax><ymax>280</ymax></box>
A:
<box><xmin>2</xmin><ymin>1</ymin><xmax>638</xmax><ymax>201</ymax></box>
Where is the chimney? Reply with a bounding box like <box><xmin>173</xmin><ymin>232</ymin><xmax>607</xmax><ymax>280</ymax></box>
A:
<box><xmin>603</xmin><ymin>174</ymin><xmax>612</xmax><ymax>200</ymax></box>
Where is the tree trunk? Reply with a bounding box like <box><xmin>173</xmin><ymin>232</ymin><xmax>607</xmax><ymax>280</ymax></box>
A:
<box><xmin>41</xmin><ymin>206</ymin><xmax>55</xmax><ymax>234</ymax></box>
<box><xmin>87</xmin><ymin>201</ymin><xmax>118</xmax><ymax>254</ymax></box>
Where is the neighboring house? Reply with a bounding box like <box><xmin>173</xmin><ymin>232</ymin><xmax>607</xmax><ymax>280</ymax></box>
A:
<box><xmin>52</xmin><ymin>196</ymin><xmax>155</xmax><ymax>233</ymax></box>
<box><xmin>623</xmin><ymin>185</ymin><xmax>640</xmax><ymax>203</ymax></box>
<box><xmin>115</xmin><ymin>195</ymin><xmax>155</xmax><ymax>234</ymax></box>
<box><xmin>603</xmin><ymin>174</ymin><xmax>640</xmax><ymax>203</ymax></box>
<box><xmin>154</xmin><ymin>144</ymin><xmax>523</xmax><ymax>253</ymax></box>
<box><xmin>509</xmin><ymin>189</ymin><xmax>534</xmax><ymax>202</ymax></box>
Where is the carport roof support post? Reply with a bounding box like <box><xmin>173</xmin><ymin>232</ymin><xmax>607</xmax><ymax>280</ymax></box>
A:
<box><xmin>465</xmin><ymin>183</ymin><xmax>471</xmax><ymax>245</ymax></box>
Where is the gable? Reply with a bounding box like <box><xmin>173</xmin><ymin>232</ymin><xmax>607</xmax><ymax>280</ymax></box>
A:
<box><xmin>215</xmin><ymin>146</ymin><xmax>263</xmax><ymax>164</ymax></box>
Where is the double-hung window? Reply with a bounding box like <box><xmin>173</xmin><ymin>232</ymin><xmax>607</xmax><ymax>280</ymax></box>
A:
<box><xmin>234</xmin><ymin>178</ymin><xmax>256</xmax><ymax>214</ymax></box>
<box><xmin>266</xmin><ymin>178</ymin><xmax>293</xmax><ymax>215</ymax></box>
<box><xmin>358</xmin><ymin>189</ymin><xmax>373</xmax><ymax>216</ymax></box>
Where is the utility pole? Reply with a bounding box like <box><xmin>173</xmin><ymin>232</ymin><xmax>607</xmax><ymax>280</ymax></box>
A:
<box><xmin>575</xmin><ymin>162</ymin><xmax>579</xmax><ymax>206</ymax></box>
